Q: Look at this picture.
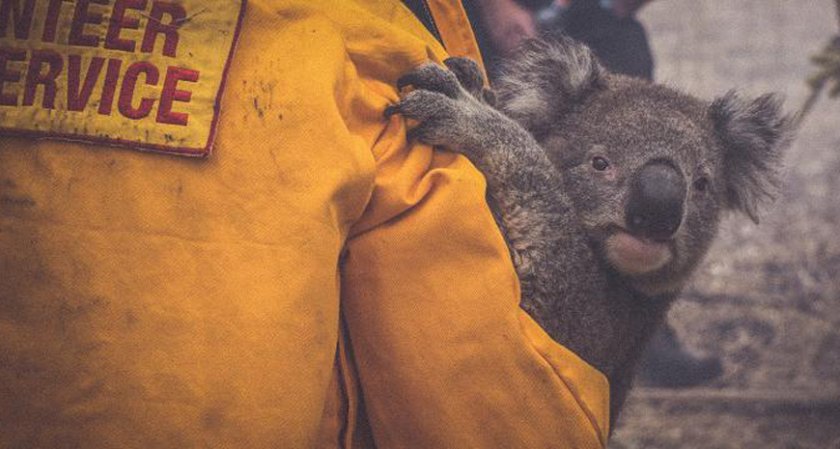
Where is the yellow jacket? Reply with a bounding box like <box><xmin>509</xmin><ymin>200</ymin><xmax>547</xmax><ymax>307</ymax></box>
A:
<box><xmin>0</xmin><ymin>1</ymin><xmax>609</xmax><ymax>447</ymax></box>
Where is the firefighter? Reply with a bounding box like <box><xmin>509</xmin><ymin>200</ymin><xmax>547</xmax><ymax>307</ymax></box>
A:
<box><xmin>1</xmin><ymin>1</ymin><xmax>608</xmax><ymax>447</ymax></box>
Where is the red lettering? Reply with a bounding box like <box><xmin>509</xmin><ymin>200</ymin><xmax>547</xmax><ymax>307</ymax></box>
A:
<box><xmin>68</xmin><ymin>0</ymin><xmax>108</xmax><ymax>47</ymax></box>
<box><xmin>22</xmin><ymin>50</ymin><xmax>63</xmax><ymax>109</ymax></box>
<box><xmin>0</xmin><ymin>46</ymin><xmax>25</xmax><ymax>106</ymax></box>
<box><xmin>157</xmin><ymin>66</ymin><xmax>198</xmax><ymax>126</ymax></box>
<box><xmin>0</xmin><ymin>0</ymin><xmax>35</xmax><ymax>39</ymax></box>
<box><xmin>42</xmin><ymin>0</ymin><xmax>70</xmax><ymax>43</ymax></box>
<box><xmin>105</xmin><ymin>0</ymin><xmax>147</xmax><ymax>53</ymax></box>
<box><xmin>98</xmin><ymin>58</ymin><xmax>122</xmax><ymax>115</ymax></box>
<box><xmin>141</xmin><ymin>1</ymin><xmax>186</xmax><ymax>58</ymax></box>
<box><xmin>118</xmin><ymin>61</ymin><xmax>159</xmax><ymax>119</ymax></box>
<box><xmin>67</xmin><ymin>55</ymin><xmax>104</xmax><ymax>111</ymax></box>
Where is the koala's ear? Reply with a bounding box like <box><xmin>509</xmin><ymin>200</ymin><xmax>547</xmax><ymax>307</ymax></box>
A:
<box><xmin>709</xmin><ymin>91</ymin><xmax>793</xmax><ymax>224</ymax></box>
<box><xmin>495</xmin><ymin>36</ymin><xmax>606</xmax><ymax>137</ymax></box>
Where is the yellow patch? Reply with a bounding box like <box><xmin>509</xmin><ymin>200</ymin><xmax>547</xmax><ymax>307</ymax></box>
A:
<box><xmin>0</xmin><ymin>0</ymin><xmax>246</xmax><ymax>157</ymax></box>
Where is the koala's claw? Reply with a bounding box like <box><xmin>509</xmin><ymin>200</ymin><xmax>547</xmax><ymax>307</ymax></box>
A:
<box><xmin>391</xmin><ymin>89</ymin><xmax>453</xmax><ymax>124</ymax></box>
<box><xmin>389</xmin><ymin>60</ymin><xmax>500</xmax><ymax>152</ymax></box>
<box><xmin>444</xmin><ymin>57</ymin><xmax>485</xmax><ymax>98</ymax></box>
<box><xmin>396</xmin><ymin>63</ymin><xmax>462</xmax><ymax>99</ymax></box>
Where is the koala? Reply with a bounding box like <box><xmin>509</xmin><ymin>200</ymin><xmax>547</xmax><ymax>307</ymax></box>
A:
<box><xmin>386</xmin><ymin>37</ymin><xmax>792</xmax><ymax>424</ymax></box>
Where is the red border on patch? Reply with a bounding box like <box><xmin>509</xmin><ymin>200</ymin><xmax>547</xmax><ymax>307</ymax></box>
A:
<box><xmin>0</xmin><ymin>0</ymin><xmax>248</xmax><ymax>158</ymax></box>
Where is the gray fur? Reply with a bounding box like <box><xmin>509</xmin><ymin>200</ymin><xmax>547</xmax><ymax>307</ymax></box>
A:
<box><xmin>390</xmin><ymin>38</ymin><xmax>792</xmax><ymax>426</ymax></box>
<box><xmin>495</xmin><ymin>37</ymin><xmax>605</xmax><ymax>139</ymax></box>
<box><xmin>710</xmin><ymin>91</ymin><xmax>791</xmax><ymax>223</ymax></box>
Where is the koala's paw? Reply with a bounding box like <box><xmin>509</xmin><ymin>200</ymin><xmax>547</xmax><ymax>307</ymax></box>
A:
<box><xmin>385</xmin><ymin>61</ymin><xmax>497</xmax><ymax>152</ymax></box>
<box><xmin>443</xmin><ymin>57</ymin><xmax>496</xmax><ymax>106</ymax></box>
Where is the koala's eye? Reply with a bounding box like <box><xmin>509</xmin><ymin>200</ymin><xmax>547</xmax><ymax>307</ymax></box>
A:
<box><xmin>693</xmin><ymin>177</ymin><xmax>709</xmax><ymax>192</ymax></box>
<box><xmin>592</xmin><ymin>156</ymin><xmax>610</xmax><ymax>171</ymax></box>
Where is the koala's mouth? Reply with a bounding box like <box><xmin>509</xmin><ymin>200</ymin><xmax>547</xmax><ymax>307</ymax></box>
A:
<box><xmin>605</xmin><ymin>231</ymin><xmax>673</xmax><ymax>276</ymax></box>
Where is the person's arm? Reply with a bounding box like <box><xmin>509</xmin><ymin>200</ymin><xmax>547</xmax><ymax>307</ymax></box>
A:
<box><xmin>477</xmin><ymin>0</ymin><xmax>539</xmax><ymax>56</ymax></box>
<box><xmin>339</xmin><ymin>4</ymin><xmax>610</xmax><ymax>446</ymax></box>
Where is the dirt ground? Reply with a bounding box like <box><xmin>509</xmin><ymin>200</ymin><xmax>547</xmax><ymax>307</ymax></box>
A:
<box><xmin>610</xmin><ymin>1</ymin><xmax>840</xmax><ymax>448</ymax></box>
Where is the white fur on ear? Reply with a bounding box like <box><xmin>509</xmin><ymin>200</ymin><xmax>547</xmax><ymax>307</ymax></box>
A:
<box><xmin>709</xmin><ymin>91</ymin><xmax>793</xmax><ymax>223</ymax></box>
<box><xmin>495</xmin><ymin>36</ymin><xmax>605</xmax><ymax>138</ymax></box>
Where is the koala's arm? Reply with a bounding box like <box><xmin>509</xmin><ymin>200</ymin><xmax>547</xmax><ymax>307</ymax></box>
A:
<box><xmin>387</xmin><ymin>60</ymin><xmax>602</xmax><ymax>323</ymax></box>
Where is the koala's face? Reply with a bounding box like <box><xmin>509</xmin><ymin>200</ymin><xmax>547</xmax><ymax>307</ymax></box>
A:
<box><xmin>496</xmin><ymin>39</ymin><xmax>790</xmax><ymax>296</ymax></box>
<box><xmin>543</xmin><ymin>82</ymin><xmax>727</xmax><ymax>294</ymax></box>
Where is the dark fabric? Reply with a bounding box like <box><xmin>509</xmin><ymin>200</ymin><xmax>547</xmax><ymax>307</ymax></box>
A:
<box><xmin>461</xmin><ymin>0</ymin><xmax>499</xmax><ymax>75</ymax></box>
<box><xmin>637</xmin><ymin>324</ymin><xmax>723</xmax><ymax>388</ymax></box>
<box><xmin>514</xmin><ymin>0</ymin><xmax>555</xmax><ymax>11</ymax></box>
<box><xmin>402</xmin><ymin>0</ymin><xmax>444</xmax><ymax>44</ymax></box>
<box><xmin>558</xmin><ymin>4</ymin><xmax>654</xmax><ymax>80</ymax></box>
<box><xmin>469</xmin><ymin>0</ymin><xmax>654</xmax><ymax>82</ymax></box>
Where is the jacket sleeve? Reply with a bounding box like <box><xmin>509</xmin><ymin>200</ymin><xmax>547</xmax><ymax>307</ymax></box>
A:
<box><xmin>337</xmin><ymin>2</ymin><xmax>610</xmax><ymax>446</ymax></box>
<box><xmin>340</xmin><ymin>117</ymin><xmax>609</xmax><ymax>448</ymax></box>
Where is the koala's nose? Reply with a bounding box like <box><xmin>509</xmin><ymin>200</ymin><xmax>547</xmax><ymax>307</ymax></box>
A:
<box><xmin>625</xmin><ymin>161</ymin><xmax>686</xmax><ymax>241</ymax></box>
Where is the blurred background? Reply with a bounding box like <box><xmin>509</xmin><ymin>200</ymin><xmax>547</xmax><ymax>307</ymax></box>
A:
<box><xmin>613</xmin><ymin>1</ymin><xmax>840</xmax><ymax>448</ymax></box>
<box><xmin>469</xmin><ymin>0</ymin><xmax>840</xmax><ymax>447</ymax></box>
